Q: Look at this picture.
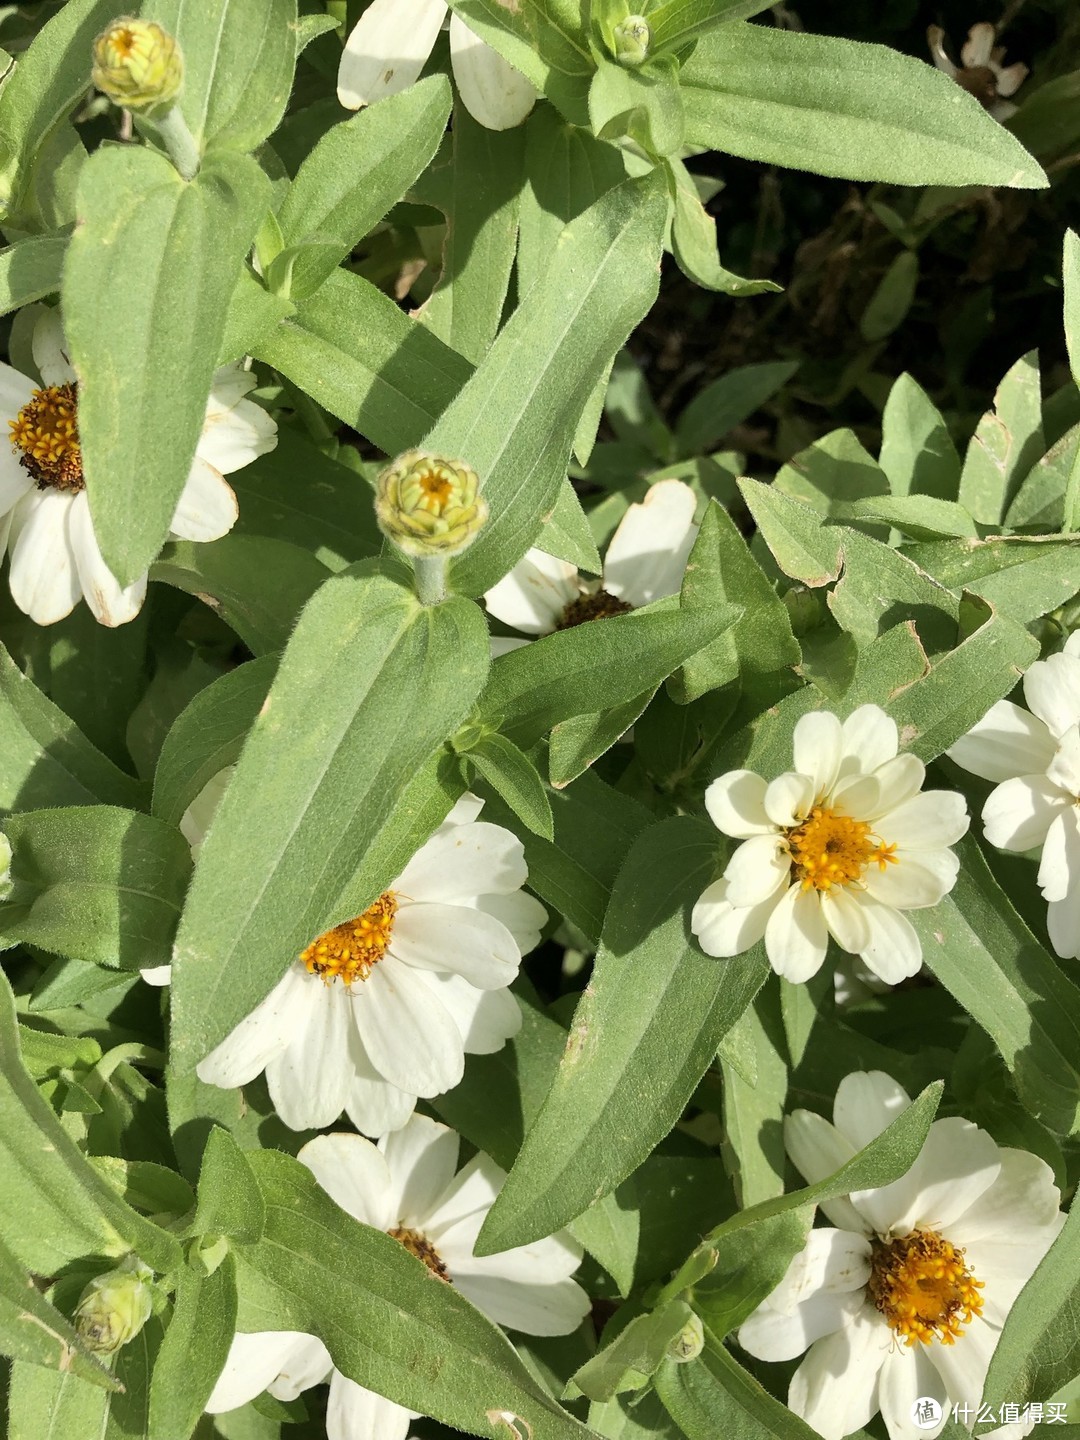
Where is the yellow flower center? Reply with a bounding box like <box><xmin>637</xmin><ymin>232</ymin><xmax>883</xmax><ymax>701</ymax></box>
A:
<box><xmin>869</xmin><ymin>1230</ymin><xmax>984</xmax><ymax>1346</ymax></box>
<box><xmin>557</xmin><ymin>588</ymin><xmax>633</xmax><ymax>630</ymax></box>
<box><xmin>389</xmin><ymin>1225</ymin><xmax>452</xmax><ymax>1283</ymax></box>
<box><xmin>9</xmin><ymin>383</ymin><xmax>84</xmax><ymax>493</ymax></box>
<box><xmin>300</xmin><ymin>892</ymin><xmax>397</xmax><ymax>986</ymax></box>
<box><xmin>786</xmin><ymin>806</ymin><xmax>897</xmax><ymax>891</ymax></box>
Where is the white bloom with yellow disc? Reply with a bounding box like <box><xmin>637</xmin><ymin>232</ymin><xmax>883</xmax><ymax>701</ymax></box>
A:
<box><xmin>692</xmin><ymin>704</ymin><xmax>969</xmax><ymax>984</ymax></box>
<box><xmin>206</xmin><ymin>1114</ymin><xmax>590</xmax><ymax>1437</ymax></box>
<box><xmin>196</xmin><ymin>796</ymin><xmax>545</xmax><ymax>1134</ymax></box>
<box><xmin>739</xmin><ymin>1071</ymin><xmax>1062</xmax><ymax>1440</ymax></box>
<box><xmin>0</xmin><ymin>310</ymin><xmax>276</xmax><ymax>627</ymax></box>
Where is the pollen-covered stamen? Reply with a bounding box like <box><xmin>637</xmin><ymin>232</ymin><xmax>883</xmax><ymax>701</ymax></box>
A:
<box><xmin>300</xmin><ymin>892</ymin><xmax>397</xmax><ymax>986</ymax></box>
<box><xmin>785</xmin><ymin>806</ymin><xmax>898</xmax><ymax>891</ymax></box>
<box><xmin>9</xmin><ymin>383</ymin><xmax>83</xmax><ymax>492</ymax></box>
<box><xmin>869</xmin><ymin>1230</ymin><xmax>984</xmax><ymax>1346</ymax></box>
<box><xmin>389</xmin><ymin>1225</ymin><xmax>452</xmax><ymax>1283</ymax></box>
<box><xmin>557</xmin><ymin>588</ymin><xmax>633</xmax><ymax>630</ymax></box>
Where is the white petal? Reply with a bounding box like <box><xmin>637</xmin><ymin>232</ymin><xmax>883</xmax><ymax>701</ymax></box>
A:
<box><xmin>783</xmin><ymin>1109</ymin><xmax>869</xmax><ymax>1234</ymax></box>
<box><xmin>788</xmin><ymin>1307</ymin><xmax>891</xmax><ymax>1440</ymax></box>
<box><xmin>267</xmin><ymin>1334</ymin><xmax>337</xmax><ymax>1401</ymax></box>
<box><xmin>764</xmin><ymin>770</ymin><xmax>816</xmax><ymax>828</ymax></box>
<box><xmin>877</xmin><ymin>791</ymin><xmax>969</xmax><ymax>851</ymax></box>
<box><xmin>296</xmin><ymin>1131</ymin><xmax>396</xmax><ymax>1230</ymax></box>
<box><xmin>454</xmin><ymin>1270</ymin><xmax>590</xmax><ymax>1335</ymax></box>
<box><xmin>337</xmin><ymin>0</ymin><xmax>447</xmax><ymax>109</ymax></box>
<box><xmin>0</xmin><ymin>361</ymin><xmax>38</xmax><ymax>429</ymax></box>
<box><xmin>847</xmin><ymin>754</ymin><xmax>927</xmax><ymax>821</ymax></box>
<box><xmin>602</xmin><ymin>478</ymin><xmax>698</xmax><ymax>608</ymax></box>
<box><xmin>792</xmin><ymin>711</ymin><xmax>843</xmax><ymax>797</ymax></box>
<box><xmin>266</xmin><ymin>981</ymin><xmax>351</xmax><ymax>1130</ymax></box>
<box><xmin>197</xmin><ymin>393</ymin><xmax>277</xmax><ymax>475</ymax></box>
<box><xmin>470</xmin><ymin>890</ymin><xmax>546</xmax><ymax>956</ymax></box>
<box><xmin>426</xmin><ymin>1150</ymin><xmax>502</xmax><ymax>1242</ymax></box>
<box><xmin>723</xmin><ymin>834</ymin><xmax>791</xmax><ymax>908</ymax></box>
<box><xmin>394</xmin><ymin>820</ymin><xmax>527</xmax><ymax>902</ymax></box>
<box><xmin>180</xmin><ymin>767</ymin><xmax>233</xmax><ymax>855</ymax></box>
<box><xmin>196</xmin><ymin>965</ymin><xmax>310</xmax><ymax>1089</ymax></box>
<box><xmin>765</xmin><ymin>1228</ymin><xmax>872</xmax><ymax>1311</ymax></box>
<box><xmin>924</xmin><ymin>1313</ymin><xmax>999</xmax><ymax>1420</ymax></box>
<box><xmin>344</xmin><ymin>1029</ymin><xmax>418</xmax><ymax>1136</ymax></box>
<box><xmin>738</xmin><ymin>1287</ymin><xmax>865</xmax><ymax>1362</ymax></box>
<box><xmin>206</xmin><ymin>1331</ymin><xmax>329</xmax><ymax>1414</ymax></box>
<box><xmin>949</xmin><ymin>1147</ymin><xmax>1061</xmax><ymax>1242</ymax></box>
<box><xmin>765</xmin><ymin>884</ymin><xmax>829</xmax><ymax>983</ymax></box>
<box><xmin>927</xmin><ymin>26</ymin><xmax>958</xmax><ymax>78</ymax></box>
<box><xmin>448</xmin><ymin>13</ymin><xmax>537</xmax><ymax>131</ymax></box>
<box><xmin>378</xmin><ymin>1112</ymin><xmax>460</xmax><ymax>1226</ymax></box>
<box><xmin>838</xmin><ymin>705</ymin><xmax>898</xmax><ymax>780</ymax></box>
<box><xmin>1037</xmin><ymin>808</ymin><xmax>1080</xmax><ymax>903</ymax></box>
<box><xmin>862</xmin><ymin>848</ymin><xmax>958</xmax><ymax>909</ymax></box>
<box><xmin>8</xmin><ymin>489</ymin><xmax>81</xmax><ymax>624</ymax></box>
<box><xmin>854</xmin><ymin>896</ymin><xmax>924</xmax><ymax>985</ymax></box>
<box><xmin>1048</xmin><ymin>885</ymin><xmax>1080</xmax><ymax>960</ymax></box>
<box><xmin>1047</xmin><ymin>725</ymin><xmax>1080</xmax><ymax>796</ymax></box>
<box><xmin>948</xmin><ymin>700</ymin><xmax>1056</xmax><ymax>781</ymax></box>
<box><xmin>31</xmin><ymin>308</ymin><xmax>75</xmax><ymax>387</ymax></box>
<box><xmin>425</xmin><ymin>970</ymin><xmax>522</xmax><ymax>1054</ymax></box>
<box><xmin>961</xmin><ymin>21</ymin><xmax>996</xmax><ymax>67</ymax></box>
<box><xmin>878</xmin><ymin>1342</ymin><xmax>949</xmax><ymax>1440</ymax></box>
<box><xmin>983</xmin><ymin>775</ymin><xmax>1069</xmax><ymax>852</ymax></box>
<box><xmin>356</xmin><ymin>955</ymin><xmax>465</xmax><ymax>1096</ymax></box>
<box><xmin>69</xmin><ymin>491</ymin><xmax>147</xmax><ymax>626</ymax></box>
<box><xmin>833</xmin><ymin>1070</ymin><xmax>912</xmax><ymax>1150</ymax></box>
<box><xmin>691</xmin><ymin>877</ymin><xmax>780</xmax><ymax>958</ymax></box>
<box><xmin>327</xmin><ymin>1370</ymin><xmax>414</xmax><ymax>1440</ymax></box>
<box><xmin>169</xmin><ymin>457</ymin><xmax>238</xmax><ymax>542</ymax></box>
<box><xmin>140</xmin><ymin>964</ymin><xmax>171</xmax><ymax>986</ymax></box>
<box><xmin>391</xmin><ymin>900</ymin><xmax>520</xmax><ymax>988</ymax></box>
<box><xmin>0</xmin><ymin>449</ymin><xmax>34</xmax><ymax>516</ymax></box>
<box><xmin>704</xmin><ymin>769</ymin><xmax>773</xmax><ymax>837</ymax></box>
<box><xmin>206</xmin><ymin>365</ymin><xmax>258</xmax><ymax>413</ymax></box>
<box><xmin>443</xmin><ymin>793</ymin><xmax>485</xmax><ymax>827</ymax></box>
<box><xmin>484</xmin><ymin>548</ymin><xmax>579</xmax><ymax>634</ymax></box>
<box><xmin>1023</xmin><ymin>652</ymin><xmax>1080</xmax><ymax>741</ymax></box>
<box><xmin>820</xmin><ymin>885</ymin><xmax>871</xmax><ymax>955</ymax></box>
<box><xmin>850</xmin><ymin>1117</ymin><xmax>1000</xmax><ymax>1238</ymax></box>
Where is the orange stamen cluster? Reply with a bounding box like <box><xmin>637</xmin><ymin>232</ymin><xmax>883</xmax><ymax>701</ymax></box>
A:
<box><xmin>9</xmin><ymin>383</ymin><xmax>83</xmax><ymax>492</ymax></box>
<box><xmin>869</xmin><ymin>1230</ymin><xmax>984</xmax><ymax>1346</ymax></box>
<box><xmin>786</xmin><ymin>806</ymin><xmax>897</xmax><ymax>891</ymax></box>
<box><xmin>300</xmin><ymin>892</ymin><xmax>397</xmax><ymax>986</ymax></box>
<box><xmin>389</xmin><ymin>1225</ymin><xmax>452</xmax><ymax>1283</ymax></box>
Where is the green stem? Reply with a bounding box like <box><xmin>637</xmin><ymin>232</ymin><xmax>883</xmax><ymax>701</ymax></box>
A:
<box><xmin>414</xmin><ymin>554</ymin><xmax>448</xmax><ymax>606</ymax></box>
<box><xmin>154</xmin><ymin>103</ymin><xmax>200</xmax><ymax>181</ymax></box>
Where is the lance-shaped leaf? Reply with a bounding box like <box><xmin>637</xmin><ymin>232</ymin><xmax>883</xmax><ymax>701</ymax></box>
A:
<box><xmin>63</xmin><ymin>147</ymin><xmax>271</xmax><ymax>585</ymax></box>
<box><xmin>476</xmin><ymin>817</ymin><xmax>767</xmax><ymax>1253</ymax></box>
<box><xmin>148</xmin><ymin>1259</ymin><xmax>237</xmax><ymax>1440</ymax></box>
<box><xmin>0</xmin><ymin>1233</ymin><xmax>119</xmax><ymax>1389</ymax></box>
<box><xmin>170</xmin><ymin>568</ymin><xmax>489</xmax><ymax>1071</ymax></box>
<box><xmin>648</xmin><ymin>0</ymin><xmax>774</xmax><ymax>52</ymax></box>
<box><xmin>0</xmin><ymin>234</ymin><xmax>65</xmax><ymax>315</ymax></box>
<box><xmin>681</xmin><ymin>24</ymin><xmax>1047</xmax><ymax>188</ymax></box>
<box><xmin>656</xmin><ymin>1342</ymin><xmax>829</xmax><ymax>1440</ymax></box>
<box><xmin>446</xmin><ymin>0</ymin><xmax>593</xmax><ymax>122</ymax></box>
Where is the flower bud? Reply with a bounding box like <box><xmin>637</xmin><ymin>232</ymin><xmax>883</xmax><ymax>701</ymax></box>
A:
<box><xmin>0</xmin><ymin>831</ymin><xmax>10</xmax><ymax>900</ymax></box>
<box><xmin>92</xmin><ymin>19</ymin><xmax>183</xmax><ymax>111</ymax></box>
<box><xmin>375</xmin><ymin>450</ymin><xmax>488</xmax><ymax>558</ymax></box>
<box><xmin>667</xmin><ymin>1311</ymin><xmax>704</xmax><ymax>1363</ymax></box>
<box><xmin>74</xmin><ymin>1256</ymin><xmax>153</xmax><ymax>1356</ymax></box>
<box><xmin>612</xmin><ymin>16</ymin><xmax>651</xmax><ymax>66</ymax></box>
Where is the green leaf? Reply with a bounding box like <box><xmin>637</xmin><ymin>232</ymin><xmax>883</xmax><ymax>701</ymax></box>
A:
<box><xmin>170</xmin><ymin>570</ymin><xmax>489</xmax><ymax>1069</ymax></box>
<box><xmin>1006</xmin><ymin>422</ymin><xmax>1079</xmax><ymax>531</ymax></box>
<box><xmin>681</xmin><ymin>24</ymin><xmax>1048</xmax><ymax>188</ymax></box>
<box><xmin>477</xmin><ymin>817</ymin><xmax>767</xmax><ymax>1253</ymax></box>
<box><xmin>153</xmin><ymin>0</ymin><xmax>297</xmax><ymax>155</ymax></box>
<box><xmin>274</xmin><ymin>75</ymin><xmax>453</xmax><ymax>301</ymax></box>
<box><xmin>0</xmin><ymin>0</ymin><xmax>118</xmax><ymax>221</ymax></box>
<box><xmin>8</xmin><ymin>1360</ymin><xmax>110</xmax><ymax>1440</ymax></box>
<box><xmin>148</xmin><ymin>1259</ymin><xmax>237</xmax><ymax>1440</ymax></box>
<box><xmin>774</xmin><ymin>428</ymin><xmax>889</xmax><ymax>518</ymax></box>
<box><xmin>193</xmin><ymin>1127</ymin><xmax>265</xmax><ymax>1243</ymax></box>
<box><xmin>151</xmin><ymin>535</ymin><xmax>331</xmax><ymax>655</ymax></box>
<box><xmin>648</xmin><ymin>0</ymin><xmax>773</xmax><ymax>52</ymax></box>
<box><xmin>541</xmin><ymin>479</ymin><xmax>604</xmax><ymax>574</ymax></box>
<box><xmin>445</xmin><ymin>0</ymin><xmax>593</xmax><ymax>123</ymax></box>
<box><xmin>719</xmin><ymin>993</ymin><xmax>787</xmax><ymax>1207</ymax></box>
<box><xmin>152</xmin><ymin>655</ymin><xmax>277</xmax><ymax>827</ymax></box>
<box><xmin>419</xmin><ymin>101</ymin><xmax>526</xmax><ymax>363</ymax></box>
<box><xmin>833</xmin><ymin>494</ymin><xmax>977</xmax><ymax>540</ymax></box>
<box><xmin>235</xmin><ymin>1148</ymin><xmax>598</xmax><ymax>1440</ymax></box>
<box><xmin>254</xmin><ymin>268</ymin><xmax>474</xmax><ymax>454</ymax></box>
<box><xmin>0</xmin><ymin>1232</ymin><xmax>119</xmax><ymax>1388</ymax></box>
<box><xmin>880</xmin><ymin>372</ymin><xmax>962</xmax><ymax>501</ymax></box>
<box><xmin>548</xmin><ymin>692</ymin><xmax>656</xmax><ymax>788</ymax></box>
<box><xmin>915</xmin><ymin>837</ymin><xmax>1080</xmax><ymax>1136</ymax></box>
<box><xmin>859</xmin><ymin>249</ymin><xmax>919</xmax><ymax>341</ymax></box>
<box><xmin>904</xmin><ymin>536</ymin><xmax>1080</xmax><ymax>626</ymax></box>
<box><xmin>64</xmin><ymin>147</ymin><xmax>271</xmax><ymax>584</ymax></box>
<box><xmin>0</xmin><ymin>971</ymin><xmax>182</xmax><ymax>1275</ymax></box>
<box><xmin>570</xmin><ymin>1302</ymin><xmax>696</xmax><ymax>1403</ymax></box>
<box><xmin>441</xmin><ymin>172</ymin><xmax>668</xmax><ymax>598</ymax></box>
<box><xmin>667</xmin><ymin>156</ymin><xmax>780</xmax><ymax>296</ymax></box>
<box><xmin>656</xmin><ymin>1342</ymin><xmax>824</xmax><ymax>1440</ymax></box>
<box><xmin>958</xmin><ymin>351</ymin><xmax>1046</xmax><ymax>526</ymax></box>
<box><xmin>0</xmin><ymin>641</ymin><xmax>146</xmax><ymax>813</ymax></box>
<box><xmin>675</xmin><ymin>361</ymin><xmax>797</xmax><ymax>458</ymax></box>
<box><xmin>1</xmin><ymin>806</ymin><xmax>191</xmax><ymax>971</ymax></box>
<box><xmin>0</xmin><ymin>233</ymin><xmax>65</xmax><ymax>314</ymax></box>
<box><xmin>589</xmin><ymin>56</ymin><xmax>685</xmax><ymax>156</ymax></box>
<box><xmin>1064</xmin><ymin>229</ymin><xmax>1080</xmax><ymax>388</ymax></box>
<box><xmin>464</xmin><ymin>732</ymin><xmax>554</xmax><ymax>841</ymax></box>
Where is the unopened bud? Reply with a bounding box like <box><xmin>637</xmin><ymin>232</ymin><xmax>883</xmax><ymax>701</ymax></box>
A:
<box><xmin>667</xmin><ymin>1311</ymin><xmax>704</xmax><ymax>1363</ymax></box>
<box><xmin>0</xmin><ymin>831</ymin><xmax>10</xmax><ymax>899</ymax></box>
<box><xmin>782</xmin><ymin>585</ymin><xmax>822</xmax><ymax>636</ymax></box>
<box><xmin>375</xmin><ymin>449</ymin><xmax>488</xmax><ymax>558</ymax></box>
<box><xmin>92</xmin><ymin>19</ymin><xmax>183</xmax><ymax>111</ymax></box>
<box><xmin>613</xmin><ymin>16</ymin><xmax>651</xmax><ymax>66</ymax></box>
<box><xmin>74</xmin><ymin>1256</ymin><xmax>153</xmax><ymax>1356</ymax></box>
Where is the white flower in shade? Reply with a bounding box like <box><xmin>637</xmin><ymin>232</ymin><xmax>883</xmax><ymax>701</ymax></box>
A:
<box><xmin>484</xmin><ymin>478</ymin><xmax>698</xmax><ymax>638</ymax></box>
<box><xmin>338</xmin><ymin>0</ymin><xmax>536</xmax><ymax>131</ymax></box>
<box><xmin>738</xmin><ymin>1071</ymin><xmax>1063</xmax><ymax>1440</ymax></box>
<box><xmin>927</xmin><ymin>21</ymin><xmax>1028</xmax><ymax>120</ymax></box>
<box><xmin>0</xmin><ymin>310</ymin><xmax>276</xmax><ymax>627</ymax></box>
<box><xmin>948</xmin><ymin>632</ymin><xmax>1080</xmax><ymax>961</ymax></box>
<box><xmin>205</xmin><ymin>1115</ymin><xmax>590</xmax><ymax>1438</ymax></box>
<box><xmin>691</xmin><ymin>705</ymin><xmax>969</xmax><ymax>985</ymax></box>
<box><xmin>196</xmin><ymin>796</ymin><xmax>545</xmax><ymax>1135</ymax></box>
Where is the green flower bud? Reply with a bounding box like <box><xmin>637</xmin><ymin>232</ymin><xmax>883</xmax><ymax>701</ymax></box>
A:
<box><xmin>92</xmin><ymin>18</ymin><xmax>183</xmax><ymax>111</ymax></box>
<box><xmin>667</xmin><ymin>1311</ymin><xmax>704</xmax><ymax>1363</ymax></box>
<box><xmin>782</xmin><ymin>585</ymin><xmax>823</xmax><ymax>636</ymax></box>
<box><xmin>0</xmin><ymin>830</ymin><xmax>10</xmax><ymax>900</ymax></box>
<box><xmin>375</xmin><ymin>449</ymin><xmax>488</xmax><ymax>558</ymax></box>
<box><xmin>612</xmin><ymin>16</ymin><xmax>651</xmax><ymax>66</ymax></box>
<box><xmin>74</xmin><ymin>1256</ymin><xmax>153</xmax><ymax>1356</ymax></box>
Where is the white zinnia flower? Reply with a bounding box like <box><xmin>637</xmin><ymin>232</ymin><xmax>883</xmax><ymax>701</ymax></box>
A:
<box><xmin>692</xmin><ymin>705</ymin><xmax>969</xmax><ymax>984</ymax></box>
<box><xmin>926</xmin><ymin>21</ymin><xmax>1028</xmax><ymax>120</ymax></box>
<box><xmin>738</xmin><ymin>1071</ymin><xmax>1063</xmax><ymax>1440</ymax></box>
<box><xmin>196</xmin><ymin>795</ymin><xmax>545</xmax><ymax>1135</ymax></box>
<box><xmin>0</xmin><ymin>310</ymin><xmax>276</xmax><ymax>628</ymax></box>
<box><xmin>206</xmin><ymin>1114</ymin><xmax>590</xmax><ymax>1437</ymax></box>
<box><xmin>484</xmin><ymin>478</ymin><xmax>698</xmax><ymax>639</ymax></box>
<box><xmin>337</xmin><ymin>0</ymin><xmax>536</xmax><ymax>131</ymax></box>
<box><xmin>948</xmin><ymin>631</ymin><xmax>1080</xmax><ymax>960</ymax></box>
